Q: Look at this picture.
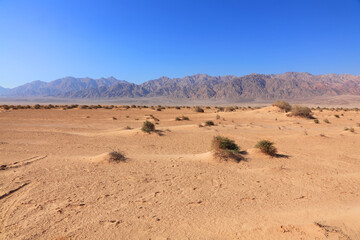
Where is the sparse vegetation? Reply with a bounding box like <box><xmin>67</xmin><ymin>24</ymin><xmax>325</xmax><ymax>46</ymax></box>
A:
<box><xmin>225</xmin><ymin>106</ymin><xmax>235</xmax><ymax>112</ymax></box>
<box><xmin>324</xmin><ymin>119</ymin><xmax>330</xmax><ymax>124</ymax></box>
<box><xmin>334</xmin><ymin>114</ymin><xmax>340</xmax><ymax>118</ymax></box>
<box><xmin>212</xmin><ymin>135</ymin><xmax>242</xmax><ymax>162</ymax></box>
<box><xmin>290</xmin><ymin>105</ymin><xmax>313</xmax><ymax>118</ymax></box>
<box><xmin>273</xmin><ymin>101</ymin><xmax>292</xmax><ymax>112</ymax></box>
<box><xmin>150</xmin><ymin>115</ymin><xmax>160</xmax><ymax>121</ymax></box>
<box><xmin>344</xmin><ymin>127</ymin><xmax>355</xmax><ymax>133</ymax></box>
<box><xmin>108</xmin><ymin>151</ymin><xmax>126</xmax><ymax>163</ymax></box>
<box><xmin>205</xmin><ymin>120</ymin><xmax>215</xmax><ymax>126</ymax></box>
<box><xmin>194</xmin><ymin>106</ymin><xmax>204</xmax><ymax>113</ymax></box>
<box><xmin>175</xmin><ymin>116</ymin><xmax>189</xmax><ymax>121</ymax></box>
<box><xmin>314</xmin><ymin>119</ymin><xmax>319</xmax><ymax>124</ymax></box>
<box><xmin>255</xmin><ymin>140</ymin><xmax>277</xmax><ymax>156</ymax></box>
<box><xmin>141</xmin><ymin>120</ymin><xmax>155</xmax><ymax>133</ymax></box>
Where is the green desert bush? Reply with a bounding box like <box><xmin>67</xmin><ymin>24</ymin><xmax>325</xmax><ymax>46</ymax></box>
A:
<box><xmin>290</xmin><ymin>105</ymin><xmax>313</xmax><ymax>118</ymax></box>
<box><xmin>212</xmin><ymin>135</ymin><xmax>242</xmax><ymax>162</ymax></box>
<box><xmin>314</xmin><ymin>119</ymin><xmax>319</xmax><ymax>124</ymax></box>
<box><xmin>273</xmin><ymin>101</ymin><xmax>292</xmax><ymax>112</ymax></box>
<box><xmin>141</xmin><ymin>120</ymin><xmax>155</xmax><ymax>133</ymax></box>
<box><xmin>324</xmin><ymin>119</ymin><xmax>330</xmax><ymax>124</ymax></box>
<box><xmin>255</xmin><ymin>140</ymin><xmax>277</xmax><ymax>156</ymax></box>
<box><xmin>334</xmin><ymin>114</ymin><xmax>340</xmax><ymax>118</ymax></box>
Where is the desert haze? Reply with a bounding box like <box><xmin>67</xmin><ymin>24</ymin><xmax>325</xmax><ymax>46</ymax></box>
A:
<box><xmin>1</xmin><ymin>104</ymin><xmax>360</xmax><ymax>239</ymax></box>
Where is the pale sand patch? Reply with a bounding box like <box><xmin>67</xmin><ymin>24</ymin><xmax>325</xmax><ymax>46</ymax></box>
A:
<box><xmin>1</xmin><ymin>107</ymin><xmax>360</xmax><ymax>239</ymax></box>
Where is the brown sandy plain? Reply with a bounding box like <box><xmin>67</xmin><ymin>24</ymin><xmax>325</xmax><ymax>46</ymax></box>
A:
<box><xmin>1</xmin><ymin>106</ymin><xmax>360</xmax><ymax>239</ymax></box>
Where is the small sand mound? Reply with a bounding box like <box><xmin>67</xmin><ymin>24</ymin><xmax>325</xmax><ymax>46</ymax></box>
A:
<box><xmin>91</xmin><ymin>151</ymin><xmax>126</xmax><ymax>164</ymax></box>
<box><xmin>252</xmin><ymin>106</ymin><xmax>283</xmax><ymax>114</ymax></box>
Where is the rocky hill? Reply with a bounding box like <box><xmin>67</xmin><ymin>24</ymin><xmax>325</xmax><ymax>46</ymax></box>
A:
<box><xmin>2</xmin><ymin>72</ymin><xmax>360</xmax><ymax>101</ymax></box>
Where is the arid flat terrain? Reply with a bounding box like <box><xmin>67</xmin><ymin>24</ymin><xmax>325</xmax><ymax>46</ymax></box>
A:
<box><xmin>1</xmin><ymin>106</ymin><xmax>360</xmax><ymax>239</ymax></box>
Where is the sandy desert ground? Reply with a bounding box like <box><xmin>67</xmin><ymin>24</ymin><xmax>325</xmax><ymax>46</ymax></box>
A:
<box><xmin>1</xmin><ymin>106</ymin><xmax>360</xmax><ymax>239</ymax></box>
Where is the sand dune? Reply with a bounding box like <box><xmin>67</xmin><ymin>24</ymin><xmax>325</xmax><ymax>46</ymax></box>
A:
<box><xmin>1</xmin><ymin>106</ymin><xmax>360</xmax><ymax>239</ymax></box>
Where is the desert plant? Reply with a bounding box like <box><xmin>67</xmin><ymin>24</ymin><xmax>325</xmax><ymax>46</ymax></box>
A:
<box><xmin>290</xmin><ymin>105</ymin><xmax>312</xmax><ymax>118</ymax></box>
<box><xmin>108</xmin><ymin>151</ymin><xmax>126</xmax><ymax>163</ymax></box>
<box><xmin>194</xmin><ymin>106</ymin><xmax>204</xmax><ymax>113</ymax></box>
<box><xmin>176</xmin><ymin>116</ymin><xmax>189</xmax><ymax>121</ymax></box>
<box><xmin>273</xmin><ymin>101</ymin><xmax>292</xmax><ymax>112</ymax></box>
<box><xmin>344</xmin><ymin>127</ymin><xmax>355</xmax><ymax>133</ymax></box>
<box><xmin>150</xmin><ymin>115</ymin><xmax>160</xmax><ymax>121</ymax></box>
<box><xmin>34</xmin><ymin>104</ymin><xmax>41</xmax><ymax>109</ymax></box>
<box><xmin>212</xmin><ymin>135</ymin><xmax>241</xmax><ymax>161</ymax></box>
<box><xmin>141</xmin><ymin>120</ymin><xmax>155</xmax><ymax>133</ymax></box>
<box><xmin>314</xmin><ymin>119</ymin><xmax>319</xmax><ymax>124</ymax></box>
<box><xmin>324</xmin><ymin>119</ymin><xmax>330</xmax><ymax>124</ymax></box>
<box><xmin>225</xmin><ymin>106</ymin><xmax>235</xmax><ymax>112</ymax></box>
<box><xmin>255</xmin><ymin>140</ymin><xmax>277</xmax><ymax>156</ymax></box>
<box><xmin>205</xmin><ymin>120</ymin><xmax>215</xmax><ymax>126</ymax></box>
<box><xmin>334</xmin><ymin>114</ymin><xmax>340</xmax><ymax>118</ymax></box>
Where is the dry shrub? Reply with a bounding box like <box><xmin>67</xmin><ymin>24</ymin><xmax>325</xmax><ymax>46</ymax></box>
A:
<box><xmin>108</xmin><ymin>151</ymin><xmax>126</xmax><ymax>163</ymax></box>
<box><xmin>290</xmin><ymin>105</ymin><xmax>313</xmax><ymax>118</ymax></box>
<box><xmin>175</xmin><ymin>116</ymin><xmax>189</xmax><ymax>121</ymax></box>
<box><xmin>205</xmin><ymin>120</ymin><xmax>215</xmax><ymax>126</ymax></box>
<box><xmin>255</xmin><ymin>140</ymin><xmax>277</xmax><ymax>156</ymax></box>
<box><xmin>212</xmin><ymin>135</ymin><xmax>242</xmax><ymax>162</ymax></box>
<box><xmin>225</xmin><ymin>106</ymin><xmax>235</xmax><ymax>112</ymax></box>
<box><xmin>273</xmin><ymin>101</ymin><xmax>292</xmax><ymax>112</ymax></box>
<box><xmin>141</xmin><ymin>120</ymin><xmax>155</xmax><ymax>133</ymax></box>
<box><xmin>194</xmin><ymin>106</ymin><xmax>204</xmax><ymax>113</ymax></box>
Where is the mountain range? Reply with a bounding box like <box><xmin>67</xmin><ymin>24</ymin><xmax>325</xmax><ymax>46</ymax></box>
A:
<box><xmin>1</xmin><ymin>72</ymin><xmax>360</xmax><ymax>102</ymax></box>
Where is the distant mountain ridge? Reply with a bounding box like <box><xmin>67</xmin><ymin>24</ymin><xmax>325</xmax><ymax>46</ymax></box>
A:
<box><xmin>1</xmin><ymin>72</ymin><xmax>360</xmax><ymax>101</ymax></box>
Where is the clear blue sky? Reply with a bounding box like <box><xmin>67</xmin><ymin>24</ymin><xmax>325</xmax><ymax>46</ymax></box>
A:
<box><xmin>1</xmin><ymin>0</ymin><xmax>360</xmax><ymax>88</ymax></box>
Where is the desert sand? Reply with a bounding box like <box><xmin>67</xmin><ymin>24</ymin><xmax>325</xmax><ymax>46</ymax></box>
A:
<box><xmin>1</xmin><ymin>106</ymin><xmax>360</xmax><ymax>239</ymax></box>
